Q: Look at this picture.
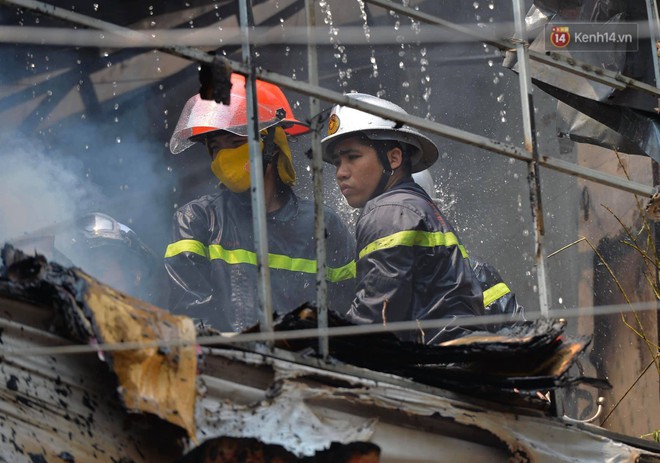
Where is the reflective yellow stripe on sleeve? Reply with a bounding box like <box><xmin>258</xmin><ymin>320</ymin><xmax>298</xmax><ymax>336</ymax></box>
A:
<box><xmin>164</xmin><ymin>239</ymin><xmax>209</xmax><ymax>258</ymax></box>
<box><xmin>358</xmin><ymin>230</ymin><xmax>469</xmax><ymax>260</ymax></box>
<box><xmin>164</xmin><ymin>239</ymin><xmax>355</xmax><ymax>283</ymax></box>
<box><xmin>327</xmin><ymin>260</ymin><xmax>356</xmax><ymax>282</ymax></box>
<box><xmin>483</xmin><ymin>282</ymin><xmax>511</xmax><ymax>307</ymax></box>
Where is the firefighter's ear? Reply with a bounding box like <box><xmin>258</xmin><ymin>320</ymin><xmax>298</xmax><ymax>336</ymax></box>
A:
<box><xmin>387</xmin><ymin>146</ymin><xmax>403</xmax><ymax>170</ymax></box>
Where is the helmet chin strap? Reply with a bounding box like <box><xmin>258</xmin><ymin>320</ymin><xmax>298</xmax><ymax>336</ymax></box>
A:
<box><xmin>261</xmin><ymin>108</ymin><xmax>286</xmax><ymax>174</ymax></box>
<box><xmin>370</xmin><ymin>145</ymin><xmax>395</xmax><ymax>201</ymax></box>
<box><xmin>262</xmin><ymin>127</ymin><xmax>277</xmax><ymax>174</ymax></box>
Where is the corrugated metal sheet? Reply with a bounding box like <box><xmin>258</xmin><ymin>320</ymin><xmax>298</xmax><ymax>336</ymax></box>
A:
<box><xmin>192</xmin><ymin>347</ymin><xmax>660</xmax><ymax>463</ymax></box>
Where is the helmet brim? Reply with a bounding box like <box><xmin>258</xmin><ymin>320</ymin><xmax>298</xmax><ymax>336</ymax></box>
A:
<box><xmin>322</xmin><ymin>128</ymin><xmax>438</xmax><ymax>173</ymax></box>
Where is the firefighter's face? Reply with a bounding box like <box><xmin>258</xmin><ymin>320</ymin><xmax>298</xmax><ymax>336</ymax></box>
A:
<box><xmin>332</xmin><ymin>136</ymin><xmax>383</xmax><ymax>208</ymax></box>
<box><xmin>204</xmin><ymin>133</ymin><xmax>247</xmax><ymax>160</ymax></box>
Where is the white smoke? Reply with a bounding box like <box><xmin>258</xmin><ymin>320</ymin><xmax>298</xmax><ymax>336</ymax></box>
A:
<box><xmin>0</xmin><ymin>133</ymin><xmax>103</xmax><ymax>263</ymax></box>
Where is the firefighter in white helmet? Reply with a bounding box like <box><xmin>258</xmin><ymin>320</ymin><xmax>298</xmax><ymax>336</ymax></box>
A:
<box><xmin>165</xmin><ymin>74</ymin><xmax>356</xmax><ymax>332</ymax></box>
<box><xmin>322</xmin><ymin>93</ymin><xmax>484</xmax><ymax>344</ymax></box>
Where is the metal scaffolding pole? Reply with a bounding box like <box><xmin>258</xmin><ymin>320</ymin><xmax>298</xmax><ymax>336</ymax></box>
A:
<box><xmin>238</xmin><ymin>0</ymin><xmax>274</xmax><ymax>343</ymax></box>
<box><xmin>305</xmin><ymin>0</ymin><xmax>329</xmax><ymax>360</ymax></box>
<box><xmin>2</xmin><ymin>0</ymin><xmax>654</xmax><ymax>199</ymax></box>
<box><xmin>364</xmin><ymin>0</ymin><xmax>660</xmax><ymax>99</ymax></box>
<box><xmin>2</xmin><ymin>0</ymin><xmax>658</xmax><ymax>352</ymax></box>
<box><xmin>644</xmin><ymin>0</ymin><xmax>660</xmax><ymax>378</ymax></box>
<box><xmin>4</xmin><ymin>0</ymin><xmax>660</xmax><ymax>99</ymax></box>
<box><xmin>512</xmin><ymin>0</ymin><xmax>550</xmax><ymax>317</ymax></box>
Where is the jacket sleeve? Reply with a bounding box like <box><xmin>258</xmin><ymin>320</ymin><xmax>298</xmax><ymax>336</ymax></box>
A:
<box><xmin>347</xmin><ymin>201</ymin><xmax>483</xmax><ymax>344</ymax></box>
<box><xmin>323</xmin><ymin>206</ymin><xmax>357</xmax><ymax>316</ymax></box>
<box><xmin>347</xmin><ymin>203</ymin><xmax>417</xmax><ymax>326</ymax></box>
<box><xmin>164</xmin><ymin>201</ymin><xmax>226</xmax><ymax>326</ymax></box>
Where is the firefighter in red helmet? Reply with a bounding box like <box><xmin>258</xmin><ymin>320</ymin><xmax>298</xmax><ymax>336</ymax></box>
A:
<box><xmin>165</xmin><ymin>74</ymin><xmax>356</xmax><ymax>332</ymax></box>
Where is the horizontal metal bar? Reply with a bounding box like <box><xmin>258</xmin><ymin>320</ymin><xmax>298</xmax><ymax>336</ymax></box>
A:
<box><xmin>241</xmin><ymin>66</ymin><xmax>654</xmax><ymax>197</ymax></box>
<box><xmin>1</xmin><ymin>0</ymin><xmax>653</xmax><ymax>198</ymax></box>
<box><xmin>540</xmin><ymin>155</ymin><xmax>655</xmax><ymax>196</ymax></box>
<box><xmin>0</xmin><ymin>0</ymin><xmax>214</xmax><ymax>64</ymax></box>
<box><xmin>365</xmin><ymin>0</ymin><xmax>660</xmax><ymax>98</ymax></box>
<box><xmin>4</xmin><ymin>0</ymin><xmax>658</xmax><ymax>100</ymax></box>
<box><xmin>1</xmin><ymin>299</ymin><xmax>658</xmax><ymax>357</ymax></box>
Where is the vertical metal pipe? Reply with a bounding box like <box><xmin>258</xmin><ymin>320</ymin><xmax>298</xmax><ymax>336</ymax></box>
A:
<box><xmin>238</xmin><ymin>0</ymin><xmax>274</xmax><ymax>343</ymax></box>
<box><xmin>305</xmin><ymin>0</ymin><xmax>329</xmax><ymax>359</ymax></box>
<box><xmin>645</xmin><ymin>0</ymin><xmax>660</xmax><ymax>91</ymax></box>
<box><xmin>512</xmin><ymin>0</ymin><xmax>550</xmax><ymax>318</ymax></box>
<box><xmin>645</xmin><ymin>0</ymin><xmax>660</xmax><ymax>372</ymax></box>
<box><xmin>653</xmin><ymin>163</ymin><xmax>660</xmax><ymax>376</ymax></box>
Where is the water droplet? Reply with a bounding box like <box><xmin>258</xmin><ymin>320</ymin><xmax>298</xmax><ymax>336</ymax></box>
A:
<box><xmin>116</xmin><ymin>137</ymin><xmax>121</xmax><ymax>144</ymax></box>
<box><xmin>473</xmin><ymin>1</ymin><xmax>479</xmax><ymax>8</ymax></box>
<box><xmin>93</xmin><ymin>3</ymin><xmax>98</xmax><ymax>11</ymax></box>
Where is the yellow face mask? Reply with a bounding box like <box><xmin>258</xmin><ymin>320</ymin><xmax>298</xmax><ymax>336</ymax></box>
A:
<box><xmin>209</xmin><ymin>127</ymin><xmax>296</xmax><ymax>192</ymax></box>
<box><xmin>210</xmin><ymin>142</ymin><xmax>257</xmax><ymax>193</ymax></box>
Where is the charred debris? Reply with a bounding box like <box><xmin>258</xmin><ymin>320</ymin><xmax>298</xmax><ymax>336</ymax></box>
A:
<box><xmin>0</xmin><ymin>245</ymin><xmax>660</xmax><ymax>463</ymax></box>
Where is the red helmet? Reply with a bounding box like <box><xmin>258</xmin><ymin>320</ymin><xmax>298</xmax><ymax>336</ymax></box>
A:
<box><xmin>170</xmin><ymin>73</ymin><xmax>310</xmax><ymax>154</ymax></box>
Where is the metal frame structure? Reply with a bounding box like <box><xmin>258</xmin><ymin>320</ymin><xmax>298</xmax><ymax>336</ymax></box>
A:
<box><xmin>0</xmin><ymin>0</ymin><xmax>656</xmax><ymax>345</ymax></box>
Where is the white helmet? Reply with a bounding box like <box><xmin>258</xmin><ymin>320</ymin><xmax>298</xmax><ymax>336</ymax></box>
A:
<box><xmin>412</xmin><ymin>169</ymin><xmax>438</xmax><ymax>201</ymax></box>
<box><xmin>321</xmin><ymin>93</ymin><xmax>438</xmax><ymax>173</ymax></box>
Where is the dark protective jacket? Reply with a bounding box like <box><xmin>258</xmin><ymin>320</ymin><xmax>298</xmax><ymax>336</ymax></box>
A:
<box><xmin>164</xmin><ymin>186</ymin><xmax>356</xmax><ymax>332</ymax></box>
<box><xmin>472</xmin><ymin>257</ymin><xmax>526</xmax><ymax>331</ymax></box>
<box><xmin>346</xmin><ymin>179</ymin><xmax>484</xmax><ymax>344</ymax></box>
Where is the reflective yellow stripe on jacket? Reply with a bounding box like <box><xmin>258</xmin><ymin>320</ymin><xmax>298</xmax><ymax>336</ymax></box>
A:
<box><xmin>165</xmin><ymin>239</ymin><xmax>355</xmax><ymax>283</ymax></box>
<box><xmin>358</xmin><ymin>229</ymin><xmax>469</xmax><ymax>260</ymax></box>
<box><xmin>482</xmin><ymin>282</ymin><xmax>511</xmax><ymax>307</ymax></box>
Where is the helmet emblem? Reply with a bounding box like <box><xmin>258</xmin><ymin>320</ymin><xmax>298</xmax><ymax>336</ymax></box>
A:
<box><xmin>327</xmin><ymin>114</ymin><xmax>340</xmax><ymax>135</ymax></box>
